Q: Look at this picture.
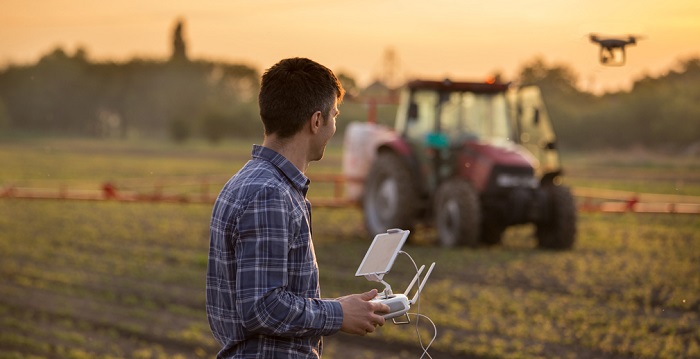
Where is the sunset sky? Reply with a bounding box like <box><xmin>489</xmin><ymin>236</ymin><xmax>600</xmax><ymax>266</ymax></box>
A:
<box><xmin>2</xmin><ymin>0</ymin><xmax>699</xmax><ymax>94</ymax></box>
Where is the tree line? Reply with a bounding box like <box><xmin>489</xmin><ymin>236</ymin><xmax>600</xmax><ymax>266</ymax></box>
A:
<box><xmin>0</xmin><ymin>47</ymin><xmax>260</xmax><ymax>142</ymax></box>
<box><xmin>0</xmin><ymin>47</ymin><xmax>698</xmax><ymax>151</ymax></box>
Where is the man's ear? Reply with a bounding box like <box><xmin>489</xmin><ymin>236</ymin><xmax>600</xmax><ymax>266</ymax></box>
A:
<box><xmin>309</xmin><ymin>111</ymin><xmax>323</xmax><ymax>134</ymax></box>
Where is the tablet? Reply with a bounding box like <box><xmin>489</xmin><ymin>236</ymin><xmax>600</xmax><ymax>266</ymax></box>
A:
<box><xmin>355</xmin><ymin>229</ymin><xmax>410</xmax><ymax>278</ymax></box>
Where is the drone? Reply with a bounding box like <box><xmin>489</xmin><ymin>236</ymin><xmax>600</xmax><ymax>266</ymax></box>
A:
<box><xmin>589</xmin><ymin>34</ymin><xmax>644</xmax><ymax>66</ymax></box>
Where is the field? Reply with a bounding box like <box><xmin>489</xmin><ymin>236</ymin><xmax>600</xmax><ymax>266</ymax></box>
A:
<box><xmin>0</xmin><ymin>137</ymin><xmax>698</xmax><ymax>359</ymax></box>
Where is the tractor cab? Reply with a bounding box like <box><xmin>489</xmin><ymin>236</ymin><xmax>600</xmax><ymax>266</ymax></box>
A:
<box><xmin>393</xmin><ymin>80</ymin><xmax>562</xmax><ymax>195</ymax></box>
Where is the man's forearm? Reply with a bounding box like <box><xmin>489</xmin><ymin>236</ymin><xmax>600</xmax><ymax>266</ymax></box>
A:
<box><xmin>240</xmin><ymin>288</ymin><xmax>343</xmax><ymax>337</ymax></box>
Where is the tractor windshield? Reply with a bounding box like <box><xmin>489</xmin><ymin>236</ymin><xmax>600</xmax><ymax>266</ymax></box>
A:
<box><xmin>440</xmin><ymin>91</ymin><xmax>511</xmax><ymax>142</ymax></box>
<box><xmin>397</xmin><ymin>88</ymin><xmax>512</xmax><ymax>145</ymax></box>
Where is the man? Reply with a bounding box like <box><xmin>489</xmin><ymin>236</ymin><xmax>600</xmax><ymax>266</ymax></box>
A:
<box><xmin>206</xmin><ymin>57</ymin><xmax>389</xmax><ymax>358</ymax></box>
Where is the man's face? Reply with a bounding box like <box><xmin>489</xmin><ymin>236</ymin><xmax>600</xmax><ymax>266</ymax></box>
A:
<box><xmin>311</xmin><ymin>97</ymin><xmax>339</xmax><ymax>161</ymax></box>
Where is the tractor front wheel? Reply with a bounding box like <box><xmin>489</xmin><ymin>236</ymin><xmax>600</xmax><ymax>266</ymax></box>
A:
<box><xmin>434</xmin><ymin>179</ymin><xmax>481</xmax><ymax>247</ymax></box>
<box><xmin>536</xmin><ymin>185</ymin><xmax>577</xmax><ymax>250</ymax></box>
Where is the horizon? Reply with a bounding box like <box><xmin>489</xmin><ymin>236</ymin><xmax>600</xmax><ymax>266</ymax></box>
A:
<box><xmin>2</xmin><ymin>1</ymin><xmax>699</xmax><ymax>94</ymax></box>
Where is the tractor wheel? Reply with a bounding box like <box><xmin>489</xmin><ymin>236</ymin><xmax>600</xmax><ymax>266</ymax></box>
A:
<box><xmin>536</xmin><ymin>185</ymin><xmax>577</xmax><ymax>250</ymax></box>
<box><xmin>434</xmin><ymin>179</ymin><xmax>481</xmax><ymax>247</ymax></box>
<box><xmin>481</xmin><ymin>221</ymin><xmax>506</xmax><ymax>246</ymax></box>
<box><xmin>363</xmin><ymin>152</ymin><xmax>420</xmax><ymax>235</ymax></box>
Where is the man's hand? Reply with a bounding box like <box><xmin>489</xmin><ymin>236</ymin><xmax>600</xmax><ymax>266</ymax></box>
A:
<box><xmin>337</xmin><ymin>289</ymin><xmax>391</xmax><ymax>336</ymax></box>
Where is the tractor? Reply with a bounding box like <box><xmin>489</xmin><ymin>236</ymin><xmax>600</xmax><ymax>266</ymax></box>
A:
<box><xmin>342</xmin><ymin>79</ymin><xmax>576</xmax><ymax>249</ymax></box>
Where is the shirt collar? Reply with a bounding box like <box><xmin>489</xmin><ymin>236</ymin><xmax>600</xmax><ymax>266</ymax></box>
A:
<box><xmin>251</xmin><ymin>144</ymin><xmax>310</xmax><ymax>196</ymax></box>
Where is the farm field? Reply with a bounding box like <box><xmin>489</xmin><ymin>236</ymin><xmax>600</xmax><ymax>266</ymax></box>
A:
<box><xmin>0</xmin><ymin>137</ymin><xmax>699</xmax><ymax>359</ymax></box>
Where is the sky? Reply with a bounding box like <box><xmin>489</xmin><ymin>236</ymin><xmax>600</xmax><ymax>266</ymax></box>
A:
<box><xmin>1</xmin><ymin>0</ymin><xmax>699</xmax><ymax>94</ymax></box>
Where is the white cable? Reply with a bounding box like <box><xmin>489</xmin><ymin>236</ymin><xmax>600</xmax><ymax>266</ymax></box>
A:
<box><xmin>398</xmin><ymin>251</ymin><xmax>437</xmax><ymax>359</ymax></box>
<box><xmin>407</xmin><ymin>313</ymin><xmax>437</xmax><ymax>359</ymax></box>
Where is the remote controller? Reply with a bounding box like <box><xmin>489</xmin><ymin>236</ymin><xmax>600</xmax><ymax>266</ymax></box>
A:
<box><xmin>371</xmin><ymin>293</ymin><xmax>410</xmax><ymax>319</ymax></box>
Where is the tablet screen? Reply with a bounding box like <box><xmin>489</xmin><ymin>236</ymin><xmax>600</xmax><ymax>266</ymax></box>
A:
<box><xmin>355</xmin><ymin>230</ymin><xmax>409</xmax><ymax>277</ymax></box>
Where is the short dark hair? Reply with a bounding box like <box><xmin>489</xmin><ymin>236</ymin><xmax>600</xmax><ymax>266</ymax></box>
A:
<box><xmin>259</xmin><ymin>58</ymin><xmax>345</xmax><ymax>138</ymax></box>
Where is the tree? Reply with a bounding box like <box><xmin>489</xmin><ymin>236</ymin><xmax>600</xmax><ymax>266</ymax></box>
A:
<box><xmin>336</xmin><ymin>72</ymin><xmax>359</xmax><ymax>98</ymax></box>
<box><xmin>518</xmin><ymin>57</ymin><xmax>580</xmax><ymax>95</ymax></box>
<box><xmin>169</xmin><ymin>115</ymin><xmax>192</xmax><ymax>143</ymax></box>
<box><xmin>171</xmin><ymin>19</ymin><xmax>188</xmax><ymax>62</ymax></box>
<box><xmin>200</xmin><ymin>109</ymin><xmax>229</xmax><ymax>144</ymax></box>
<box><xmin>0</xmin><ymin>99</ymin><xmax>9</xmax><ymax>131</ymax></box>
<box><xmin>622</xmin><ymin>56</ymin><xmax>700</xmax><ymax>149</ymax></box>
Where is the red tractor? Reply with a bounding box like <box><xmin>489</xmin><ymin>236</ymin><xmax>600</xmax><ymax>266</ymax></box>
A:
<box><xmin>342</xmin><ymin>79</ymin><xmax>576</xmax><ymax>249</ymax></box>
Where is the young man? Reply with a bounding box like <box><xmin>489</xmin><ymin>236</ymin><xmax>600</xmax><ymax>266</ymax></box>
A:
<box><xmin>206</xmin><ymin>58</ymin><xmax>389</xmax><ymax>358</ymax></box>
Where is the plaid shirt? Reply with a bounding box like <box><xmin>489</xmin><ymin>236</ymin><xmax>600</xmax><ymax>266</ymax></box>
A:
<box><xmin>206</xmin><ymin>145</ymin><xmax>343</xmax><ymax>358</ymax></box>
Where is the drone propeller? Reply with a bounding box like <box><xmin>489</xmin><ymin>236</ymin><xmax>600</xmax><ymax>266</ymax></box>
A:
<box><xmin>589</xmin><ymin>33</ymin><xmax>646</xmax><ymax>45</ymax></box>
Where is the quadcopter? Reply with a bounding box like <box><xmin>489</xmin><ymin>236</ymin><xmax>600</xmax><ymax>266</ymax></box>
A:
<box><xmin>589</xmin><ymin>34</ymin><xmax>644</xmax><ymax>66</ymax></box>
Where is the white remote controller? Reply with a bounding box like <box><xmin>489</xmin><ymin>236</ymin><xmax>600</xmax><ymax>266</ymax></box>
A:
<box><xmin>370</xmin><ymin>261</ymin><xmax>435</xmax><ymax>320</ymax></box>
<box><xmin>371</xmin><ymin>294</ymin><xmax>410</xmax><ymax>319</ymax></box>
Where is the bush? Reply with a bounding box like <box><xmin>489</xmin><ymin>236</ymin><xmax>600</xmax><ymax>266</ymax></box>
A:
<box><xmin>200</xmin><ymin>110</ymin><xmax>229</xmax><ymax>144</ymax></box>
<box><xmin>169</xmin><ymin>115</ymin><xmax>193</xmax><ymax>143</ymax></box>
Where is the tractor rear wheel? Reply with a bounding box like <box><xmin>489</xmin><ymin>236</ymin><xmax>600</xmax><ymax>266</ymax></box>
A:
<box><xmin>434</xmin><ymin>179</ymin><xmax>481</xmax><ymax>247</ymax></box>
<box><xmin>363</xmin><ymin>152</ymin><xmax>420</xmax><ymax>235</ymax></box>
<box><xmin>536</xmin><ymin>185</ymin><xmax>577</xmax><ymax>250</ymax></box>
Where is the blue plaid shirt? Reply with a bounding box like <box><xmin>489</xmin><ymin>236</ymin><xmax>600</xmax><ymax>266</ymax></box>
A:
<box><xmin>206</xmin><ymin>145</ymin><xmax>344</xmax><ymax>358</ymax></box>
